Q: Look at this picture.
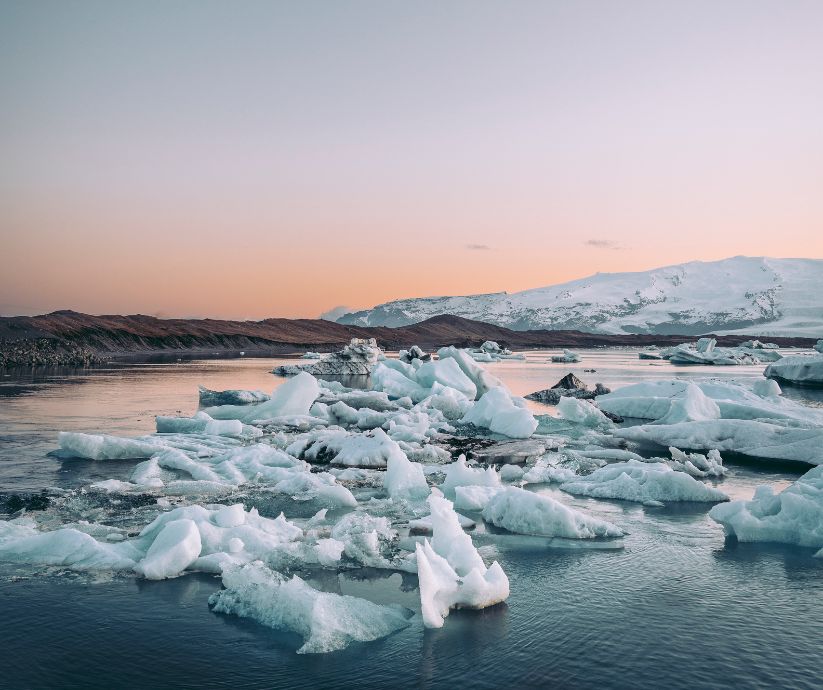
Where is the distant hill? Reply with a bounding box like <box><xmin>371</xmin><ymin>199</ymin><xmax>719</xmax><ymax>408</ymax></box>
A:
<box><xmin>0</xmin><ymin>310</ymin><xmax>815</xmax><ymax>367</ymax></box>
<box><xmin>338</xmin><ymin>256</ymin><xmax>823</xmax><ymax>337</ymax></box>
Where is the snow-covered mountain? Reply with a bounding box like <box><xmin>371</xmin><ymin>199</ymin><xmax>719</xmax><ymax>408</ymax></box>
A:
<box><xmin>337</xmin><ymin>257</ymin><xmax>823</xmax><ymax>336</ymax></box>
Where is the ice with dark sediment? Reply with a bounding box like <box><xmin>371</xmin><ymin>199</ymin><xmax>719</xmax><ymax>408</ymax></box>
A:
<box><xmin>273</xmin><ymin>338</ymin><xmax>381</xmax><ymax>377</ymax></box>
<box><xmin>525</xmin><ymin>373</ymin><xmax>611</xmax><ymax>405</ymax></box>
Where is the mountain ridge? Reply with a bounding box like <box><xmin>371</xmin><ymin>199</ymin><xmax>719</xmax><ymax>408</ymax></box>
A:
<box><xmin>0</xmin><ymin>311</ymin><xmax>816</xmax><ymax>368</ymax></box>
<box><xmin>337</xmin><ymin>256</ymin><xmax>823</xmax><ymax>337</ymax></box>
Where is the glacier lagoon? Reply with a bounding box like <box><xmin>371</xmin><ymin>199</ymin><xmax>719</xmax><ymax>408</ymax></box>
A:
<box><xmin>1</xmin><ymin>350</ymin><xmax>822</xmax><ymax>689</ymax></box>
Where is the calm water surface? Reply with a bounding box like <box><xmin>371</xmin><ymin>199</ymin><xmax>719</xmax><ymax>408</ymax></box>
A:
<box><xmin>1</xmin><ymin>350</ymin><xmax>822</xmax><ymax>689</ymax></box>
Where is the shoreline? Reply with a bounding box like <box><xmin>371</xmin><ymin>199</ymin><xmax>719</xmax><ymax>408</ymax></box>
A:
<box><xmin>0</xmin><ymin>311</ymin><xmax>818</xmax><ymax>369</ymax></box>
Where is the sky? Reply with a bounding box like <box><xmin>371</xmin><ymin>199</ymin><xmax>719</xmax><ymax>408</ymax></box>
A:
<box><xmin>2</xmin><ymin>0</ymin><xmax>822</xmax><ymax>320</ymax></box>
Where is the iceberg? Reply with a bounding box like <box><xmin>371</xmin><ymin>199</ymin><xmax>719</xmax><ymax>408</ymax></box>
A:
<box><xmin>273</xmin><ymin>339</ymin><xmax>381</xmax><ymax>377</ymax></box>
<box><xmin>415</xmin><ymin>491</ymin><xmax>509</xmax><ymax>628</ymax></box>
<box><xmin>556</xmin><ymin>397</ymin><xmax>614</xmax><ymax>429</ymax></box>
<box><xmin>398</xmin><ymin>345</ymin><xmax>431</xmax><ymax>363</ymax></box>
<box><xmin>209</xmin><ymin>562</ymin><xmax>410</xmax><ymax>653</ymax></box>
<box><xmin>709</xmin><ymin>465</ymin><xmax>823</xmax><ymax>551</ymax></box>
<box><xmin>525</xmin><ymin>373</ymin><xmax>610</xmax><ymax>406</ymax></box>
<box><xmin>58</xmin><ymin>432</ymin><xmax>161</xmax><ymax>460</ymax></box>
<box><xmin>765</xmin><ymin>354</ymin><xmax>823</xmax><ymax>386</ymax></box>
<box><xmin>559</xmin><ymin>460</ymin><xmax>729</xmax><ymax>505</ymax></box>
<box><xmin>460</xmin><ymin>387</ymin><xmax>537</xmax><ymax>439</ymax></box>
<box><xmin>439</xmin><ymin>455</ymin><xmax>501</xmax><ymax>496</ymax></box>
<box><xmin>614</xmin><ymin>420</ymin><xmax>823</xmax><ymax>466</ymax></box>
<box><xmin>198</xmin><ymin>386</ymin><xmax>269</xmax><ymax>407</ymax></box>
<box><xmin>437</xmin><ymin>346</ymin><xmax>505</xmax><ymax>398</ymax></box>
<box><xmin>551</xmin><ymin>350</ymin><xmax>581</xmax><ymax>363</ymax></box>
<box><xmin>205</xmin><ymin>372</ymin><xmax>320</xmax><ymax>423</ymax></box>
<box><xmin>482</xmin><ymin>487</ymin><xmax>623</xmax><ymax>538</ymax></box>
<box><xmin>384</xmin><ymin>448</ymin><xmax>430</xmax><ymax>500</ymax></box>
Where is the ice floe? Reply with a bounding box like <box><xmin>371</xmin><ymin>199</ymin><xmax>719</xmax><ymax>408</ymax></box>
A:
<box><xmin>273</xmin><ymin>339</ymin><xmax>381</xmax><ymax>377</ymax></box>
<box><xmin>416</xmin><ymin>491</ymin><xmax>509</xmax><ymax>628</ymax></box>
<box><xmin>209</xmin><ymin>562</ymin><xmax>410</xmax><ymax>653</ymax></box>
<box><xmin>551</xmin><ymin>349</ymin><xmax>581</xmax><ymax>363</ymax></box>
<box><xmin>709</xmin><ymin>465</ymin><xmax>823</xmax><ymax>552</ymax></box>
<box><xmin>482</xmin><ymin>486</ymin><xmax>623</xmax><ymax>538</ymax></box>
<box><xmin>559</xmin><ymin>460</ymin><xmax>729</xmax><ymax>505</ymax></box>
<box><xmin>765</xmin><ymin>353</ymin><xmax>823</xmax><ymax>386</ymax></box>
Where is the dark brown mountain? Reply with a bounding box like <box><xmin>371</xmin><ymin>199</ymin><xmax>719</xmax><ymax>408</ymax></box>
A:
<box><xmin>0</xmin><ymin>310</ymin><xmax>815</xmax><ymax>367</ymax></box>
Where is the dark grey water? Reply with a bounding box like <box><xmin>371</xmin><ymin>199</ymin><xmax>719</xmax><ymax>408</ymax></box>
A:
<box><xmin>1</xmin><ymin>351</ymin><xmax>822</xmax><ymax>689</ymax></box>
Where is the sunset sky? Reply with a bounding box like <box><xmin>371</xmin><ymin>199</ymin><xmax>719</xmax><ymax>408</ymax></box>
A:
<box><xmin>2</xmin><ymin>0</ymin><xmax>822</xmax><ymax>320</ymax></box>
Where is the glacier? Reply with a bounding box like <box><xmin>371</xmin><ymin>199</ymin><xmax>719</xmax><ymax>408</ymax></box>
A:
<box><xmin>337</xmin><ymin>256</ymin><xmax>823</xmax><ymax>336</ymax></box>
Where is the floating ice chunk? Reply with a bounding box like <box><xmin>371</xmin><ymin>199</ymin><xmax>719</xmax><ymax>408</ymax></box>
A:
<box><xmin>453</xmin><ymin>485</ymin><xmax>503</xmax><ymax>511</ymax></box>
<box><xmin>370</xmin><ymin>363</ymin><xmax>428</xmax><ymax>401</ymax></box>
<box><xmin>437</xmin><ymin>347</ymin><xmax>505</xmax><ymax>398</ymax></box>
<box><xmin>460</xmin><ymin>387</ymin><xmax>537</xmax><ymax>439</ymax></box>
<box><xmin>329</xmin><ymin>513</ymin><xmax>401</xmax><ymax>569</ymax></box>
<box><xmin>668</xmin><ymin>447</ymin><xmax>726</xmax><ymax>478</ymax></box>
<box><xmin>314</xmin><ymin>538</ymin><xmax>346</xmax><ymax>566</ymax></box>
<box><xmin>655</xmin><ymin>383</ymin><xmax>721</xmax><ymax>425</ymax></box>
<box><xmin>198</xmin><ymin>386</ymin><xmax>270</xmax><ymax>407</ymax></box>
<box><xmin>156</xmin><ymin>412</ymin><xmax>246</xmax><ymax>438</ymax></box>
<box><xmin>207</xmin><ymin>372</ymin><xmax>320</xmax><ymax>422</ymax></box>
<box><xmin>384</xmin><ymin>448</ymin><xmax>430</xmax><ymax>501</ymax></box>
<box><xmin>482</xmin><ymin>487</ymin><xmax>623</xmax><ymax>538</ymax></box>
<box><xmin>58</xmin><ymin>432</ymin><xmax>160</xmax><ymax>460</ymax></box>
<box><xmin>499</xmin><ymin>464</ymin><xmax>525</xmax><ymax>481</ymax></box>
<box><xmin>332</xmin><ymin>428</ymin><xmax>407</xmax><ymax>468</ymax></box>
<box><xmin>816</xmin><ymin>339</ymin><xmax>823</xmax><ymax>354</ymax></box>
<box><xmin>440</xmin><ymin>455</ymin><xmax>501</xmax><ymax>496</ymax></box>
<box><xmin>521</xmin><ymin>459</ymin><xmax>578</xmax><ymax>484</ymax></box>
<box><xmin>415</xmin><ymin>383</ymin><xmax>473</xmax><ymax>421</ymax></box>
<box><xmin>752</xmin><ymin>378</ymin><xmax>782</xmax><ymax>398</ymax></box>
<box><xmin>556</xmin><ymin>397</ymin><xmax>614</xmax><ymax>428</ymax></box>
<box><xmin>597</xmin><ymin>379</ymin><xmax>823</xmax><ymax>426</ymax></box>
<box><xmin>301</xmin><ymin>352</ymin><xmax>321</xmax><ymax>359</ymax></box>
<box><xmin>415</xmin><ymin>358</ymin><xmax>477</xmax><ymax>400</ymax></box>
<box><xmin>409</xmin><ymin>512</ymin><xmax>476</xmax><ymax>534</ymax></box>
<box><xmin>134</xmin><ymin>518</ymin><xmax>202</xmax><ymax>580</ymax></box>
<box><xmin>399</xmin><ymin>345</ymin><xmax>431</xmax><ymax>363</ymax></box>
<box><xmin>551</xmin><ymin>349</ymin><xmax>580</xmax><ymax>363</ymax></box>
<box><xmin>0</xmin><ymin>520</ymin><xmax>141</xmax><ymax>571</ymax></box>
<box><xmin>709</xmin><ymin>465</ymin><xmax>823</xmax><ymax>550</ymax></box>
<box><xmin>416</xmin><ymin>492</ymin><xmax>509</xmax><ymax>629</ymax></box>
<box><xmin>209</xmin><ymin>562</ymin><xmax>410</xmax><ymax>653</ymax></box>
<box><xmin>765</xmin><ymin>354</ymin><xmax>823</xmax><ymax>386</ymax></box>
<box><xmin>560</xmin><ymin>460</ymin><xmax>729</xmax><ymax>505</ymax></box>
<box><xmin>615</xmin><ymin>420</ymin><xmax>823</xmax><ymax>466</ymax></box>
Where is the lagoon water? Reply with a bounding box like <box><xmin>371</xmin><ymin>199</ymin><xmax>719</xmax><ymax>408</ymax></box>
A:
<box><xmin>1</xmin><ymin>350</ymin><xmax>822</xmax><ymax>689</ymax></box>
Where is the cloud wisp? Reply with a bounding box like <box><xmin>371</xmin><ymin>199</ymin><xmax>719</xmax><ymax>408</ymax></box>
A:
<box><xmin>585</xmin><ymin>239</ymin><xmax>625</xmax><ymax>250</ymax></box>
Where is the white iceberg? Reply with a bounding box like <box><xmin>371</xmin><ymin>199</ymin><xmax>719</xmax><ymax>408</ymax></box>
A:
<box><xmin>415</xmin><ymin>491</ymin><xmax>509</xmax><ymax>628</ymax></box>
<box><xmin>559</xmin><ymin>460</ymin><xmax>729</xmax><ymax>505</ymax></box>
<box><xmin>384</xmin><ymin>447</ymin><xmax>430</xmax><ymax>500</ymax></box>
<box><xmin>765</xmin><ymin>354</ymin><xmax>823</xmax><ymax>386</ymax></box>
<box><xmin>460</xmin><ymin>387</ymin><xmax>537</xmax><ymax>439</ymax></box>
<box><xmin>709</xmin><ymin>465</ymin><xmax>823</xmax><ymax>551</ymax></box>
<box><xmin>209</xmin><ymin>562</ymin><xmax>410</xmax><ymax>653</ymax></box>
<box><xmin>551</xmin><ymin>349</ymin><xmax>581</xmax><ymax>363</ymax></box>
<box><xmin>556</xmin><ymin>397</ymin><xmax>614</xmax><ymax>428</ymax></box>
<box><xmin>482</xmin><ymin>487</ymin><xmax>623</xmax><ymax>538</ymax></box>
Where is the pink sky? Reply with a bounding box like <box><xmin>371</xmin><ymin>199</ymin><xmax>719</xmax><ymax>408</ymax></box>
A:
<box><xmin>2</xmin><ymin>1</ymin><xmax>822</xmax><ymax>319</ymax></box>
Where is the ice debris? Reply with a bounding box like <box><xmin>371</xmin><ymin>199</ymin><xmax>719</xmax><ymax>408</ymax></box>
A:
<box><xmin>209</xmin><ymin>562</ymin><xmax>410</xmax><ymax>653</ymax></box>
<box><xmin>709</xmin><ymin>465</ymin><xmax>823</xmax><ymax>552</ymax></box>
<box><xmin>482</xmin><ymin>486</ymin><xmax>623</xmax><ymax>538</ymax></box>
<box><xmin>415</xmin><ymin>491</ymin><xmax>509</xmax><ymax>628</ymax></box>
